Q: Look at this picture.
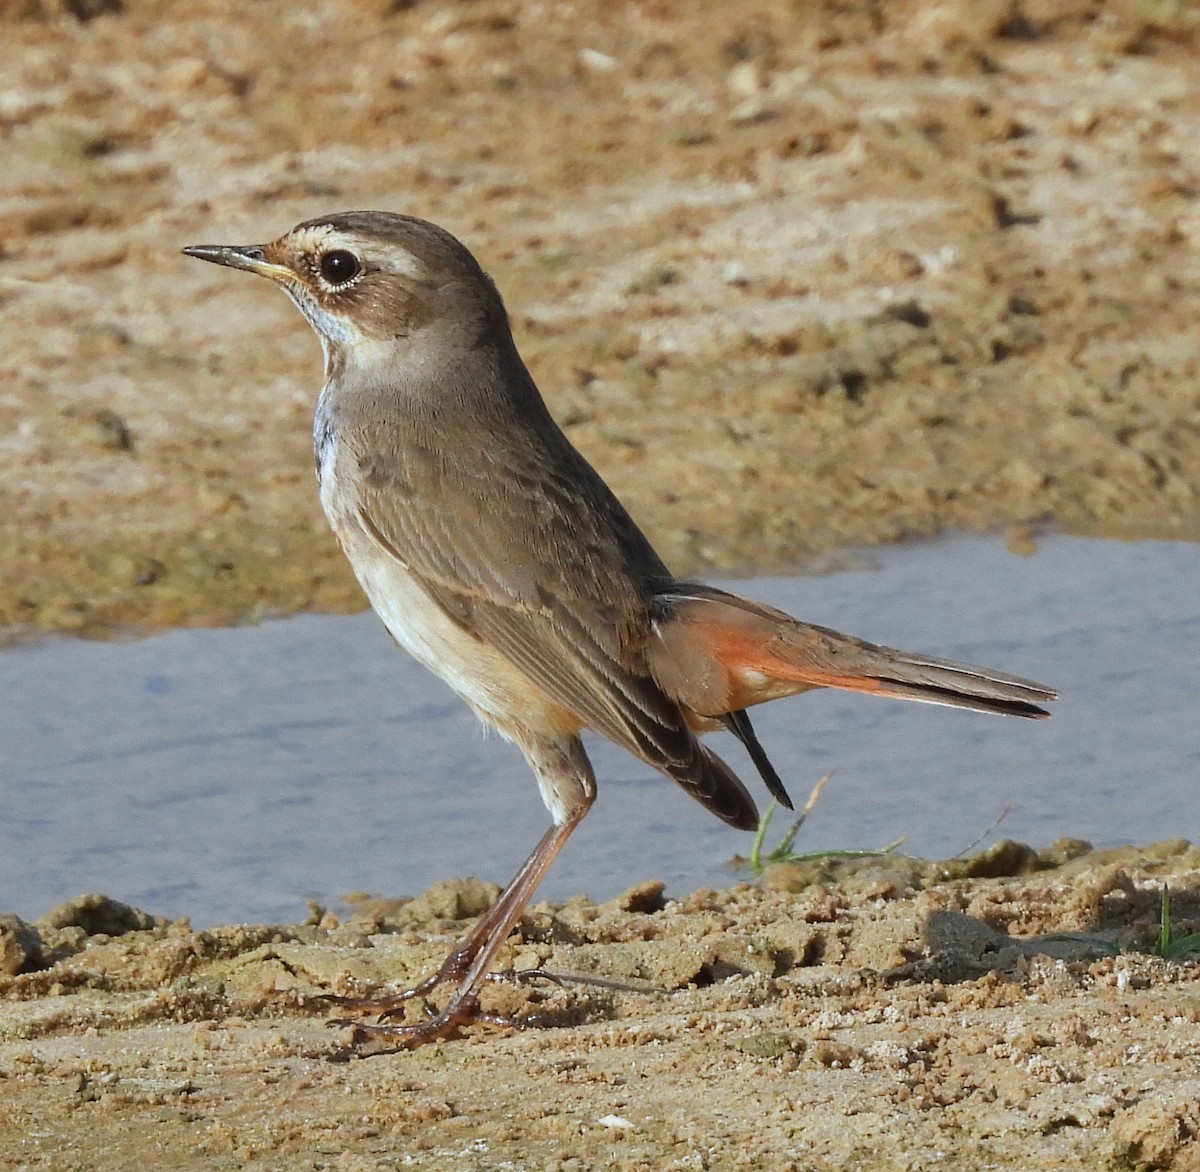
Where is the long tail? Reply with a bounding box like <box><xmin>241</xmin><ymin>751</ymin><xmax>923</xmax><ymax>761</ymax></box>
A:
<box><xmin>646</xmin><ymin>583</ymin><xmax>1055</xmax><ymax>815</ymax></box>
<box><xmin>649</xmin><ymin>583</ymin><xmax>1057</xmax><ymax>722</ymax></box>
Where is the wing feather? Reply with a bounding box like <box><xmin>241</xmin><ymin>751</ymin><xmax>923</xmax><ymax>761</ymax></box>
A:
<box><xmin>349</xmin><ymin>409</ymin><xmax>756</xmax><ymax>826</ymax></box>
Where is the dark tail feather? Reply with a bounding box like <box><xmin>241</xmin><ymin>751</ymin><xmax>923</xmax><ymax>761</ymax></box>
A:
<box><xmin>866</xmin><ymin>652</ymin><xmax>1056</xmax><ymax>719</ymax></box>
<box><xmin>722</xmin><ymin>709</ymin><xmax>794</xmax><ymax>810</ymax></box>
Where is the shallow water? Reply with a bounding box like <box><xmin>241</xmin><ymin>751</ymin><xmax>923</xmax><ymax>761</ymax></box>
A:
<box><xmin>3</xmin><ymin>533</ymin><xmax>1197</xmax><ymax>928</ymax></box>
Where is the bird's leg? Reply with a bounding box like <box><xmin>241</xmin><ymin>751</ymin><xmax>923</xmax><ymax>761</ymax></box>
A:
<box><xmin>328</xmin><ymin>736</ymin><xmax>595</xmax><ymax>1054</ymax></box>
<box><xmin>327</xmin><ymin>819</ymin><xmax>581</xmax><ymax>1051</ymax></box>
<box><xmin>325</xmin><ymin>820</ymin><xmax>576</xmax><ymax>1019</ymax></box>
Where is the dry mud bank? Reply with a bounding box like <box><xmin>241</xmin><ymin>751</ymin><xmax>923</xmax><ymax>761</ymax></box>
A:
<box><xmin>1</xmin><ymin>0</ymin><xmax>1199</xmax><ymax>636</ymax></box>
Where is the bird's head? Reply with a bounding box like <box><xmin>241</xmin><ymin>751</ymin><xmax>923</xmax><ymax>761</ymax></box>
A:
<box><xmin>184</xmin><ymin>211</ymin><xmax>509</xmax><ymax>379</ymax></box>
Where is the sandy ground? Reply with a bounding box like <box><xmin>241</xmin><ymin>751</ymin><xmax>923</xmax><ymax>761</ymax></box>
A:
<box><xmin>4</xmin><ymin>0</ymin><xmax>1200</xmax><ymax>1167</ymax></box>
<box><xmin>3</xmin><ymin>843</ymin><xmax>1200</xmax><ymax>1170</ymax></box>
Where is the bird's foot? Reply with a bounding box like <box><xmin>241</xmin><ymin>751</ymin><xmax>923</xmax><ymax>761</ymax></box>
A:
<box><xmin>488</xmin><ymin>966</ymin><xmax>568</xmax><ymax>989</ymax></box>
<box><xmin>321</xmin><ymin>944</ymin><xmax>478</xmax><ymax>1020</ymax></box>
<box><xmin>327</xmin><ymin>994</ymin><xmax>527</xmax><ymax>1058</ymax></box>
<box><xmin>323</xmin><ymin>962</ymin><xmax>564</xmax><ymax>1021</ymax></box>
<box><xmin>322</xmin><ymin>986</ymin><xmax>431</xmax><ymax>1021</ymax></box>
<box><xmin>322</xmin><ymin>968</ymin><xmax>568</xmax><ymax>1057</ymax></box>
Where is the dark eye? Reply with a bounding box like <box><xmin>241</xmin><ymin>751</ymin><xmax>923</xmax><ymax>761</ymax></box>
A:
<box><xmin>318</xmin><ymin>250</ymin><xmax>361</xmax><ymax>286</ymax></box>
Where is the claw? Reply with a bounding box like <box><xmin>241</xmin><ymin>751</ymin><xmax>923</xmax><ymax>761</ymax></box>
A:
<box><xmin>325</xmin><ymin>994</ymin><xmax>486</xmax><ymax>1056</ymax></box>
<box><xmin>486</xmin><ymin>966</ymin><xmax>568</xmax><ymax>989</ymax></box>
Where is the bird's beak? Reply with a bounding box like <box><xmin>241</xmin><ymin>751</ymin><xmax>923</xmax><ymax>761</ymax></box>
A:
<box><xmin>182</xmin><ymin>244</ymin><xmax>293</xmax><ymax>283</ymax></box>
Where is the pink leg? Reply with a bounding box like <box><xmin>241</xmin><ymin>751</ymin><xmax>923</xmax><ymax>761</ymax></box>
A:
<box><xmin>328</xmin><ymin>736</ymin><xmax>595</xmax><ymax>1055</ymax></box>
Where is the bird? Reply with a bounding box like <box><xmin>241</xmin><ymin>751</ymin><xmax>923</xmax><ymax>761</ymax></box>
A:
<box><xmin>183</xmin><ymin>212</ymin><xmax>1056</xmax><ymax>1052</ymax></box>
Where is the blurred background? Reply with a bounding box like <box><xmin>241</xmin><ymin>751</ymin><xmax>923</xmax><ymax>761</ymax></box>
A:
<box><xmin>2</xmin><ymin>0</ymin><xmax>1198</xmax><ymax>636</ymax></box>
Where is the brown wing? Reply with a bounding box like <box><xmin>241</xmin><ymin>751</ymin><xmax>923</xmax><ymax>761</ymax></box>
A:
<box><xmin>350</xmin><ymin>407</ymin><xmax>759</xmax><ymax>829</ymax></box>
